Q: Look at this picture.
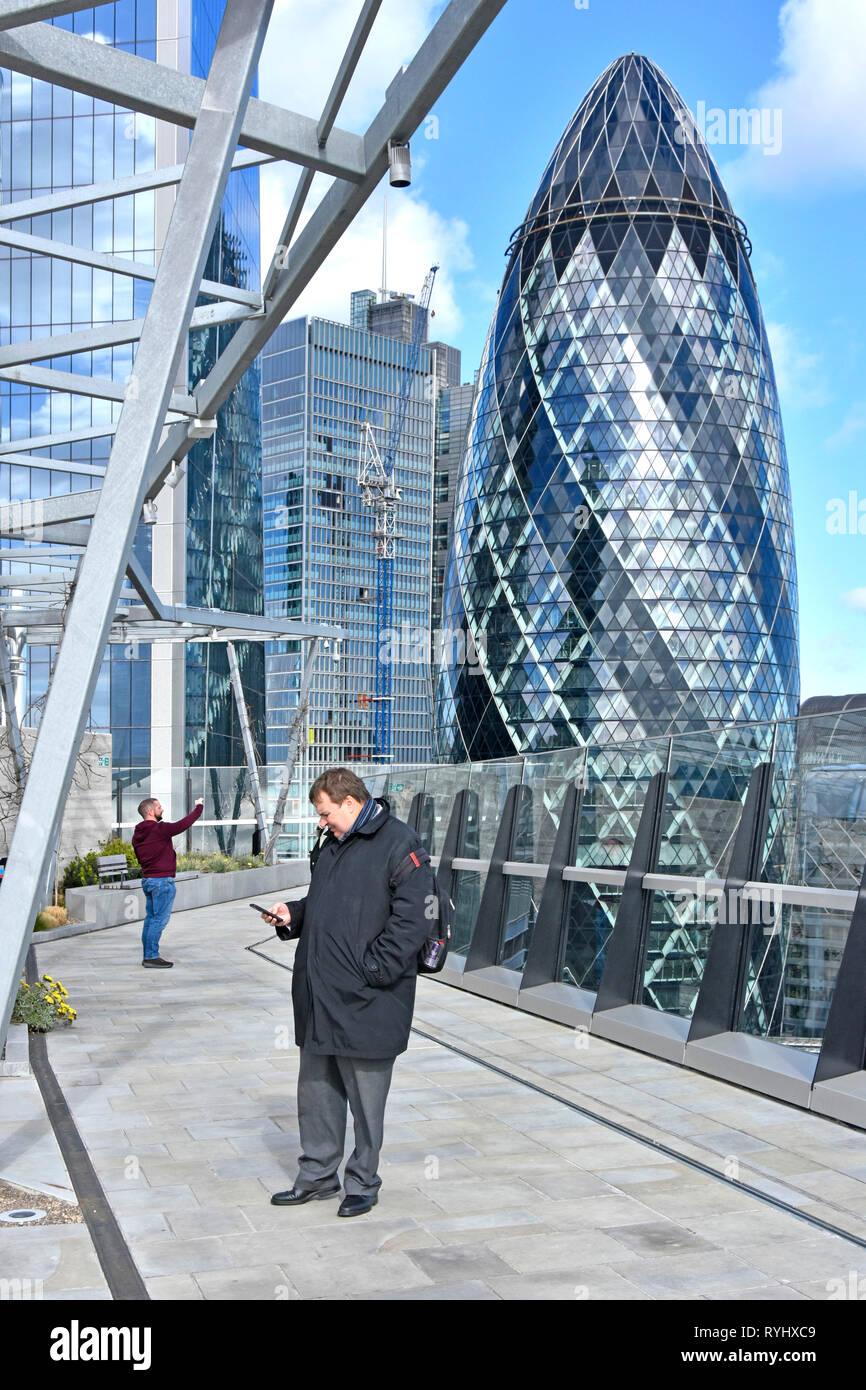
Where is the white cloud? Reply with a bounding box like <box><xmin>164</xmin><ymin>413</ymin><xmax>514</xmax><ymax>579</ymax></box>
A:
<box><xmin>843</xmin><ymin>588</ymin><xmax>866</xmax><ymax>611</ymax></box>
<box><xmin>765</xmin><ymin>320</ymin><xmax>829</xmax><ymax>409</ymax></box>
<box><xmin>724</xmin><ymin>0</ymin><xmax>866</xmax><ymax>193</ymax></box>
<box><xmin>258</xmin><ymin>0</ymin><xmax>444</xmax><ymax>136</ymax></box>
<box><xmin>826</xmin><ymin>402</ymin><xmax>866</xmax><ymax>451</ymax></box>
<box><xmin>256</xmin><ymin>0</ymin><xmax>470</xmax><ymax>335</ymax></box>
<box><xmin>260</xmin><ymin>174</ymin><xmax>473</xmax><ymax>340</ymax></box>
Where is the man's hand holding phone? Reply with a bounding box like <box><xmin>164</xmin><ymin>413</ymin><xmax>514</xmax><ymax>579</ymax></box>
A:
<box><xmin>259</xmin><ymin>902</ymin><xmax>290</xmax><ymax>927</ymax></box>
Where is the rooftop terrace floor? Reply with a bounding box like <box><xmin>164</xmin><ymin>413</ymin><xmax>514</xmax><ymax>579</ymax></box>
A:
<box><xmin>5</xmin><ymin>897</ymin><xmax>866</xmax><ymax>1302</ymax></box>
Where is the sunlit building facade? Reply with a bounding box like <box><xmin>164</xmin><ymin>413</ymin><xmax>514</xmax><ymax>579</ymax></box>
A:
<box><xmin>0</xmin><ymin>0</ymin><xmax>263</xmax><ymax>785</ymax></box>
<box><xmin>437</xmin><ymin>53</ymin><xmax>799</xmax><ymax>761</ymax></box>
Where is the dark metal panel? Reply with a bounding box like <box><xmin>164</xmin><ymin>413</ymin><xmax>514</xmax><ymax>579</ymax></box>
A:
<box><xmin>594</xmin><ymin>768</ymin><xmax>668</xmax><ymax>1013</ymax></box>
<box><xmin>687</xmin><ymin>761</ymin><xmax>774</xmax><ymax>1043</ymax></box>
<box><xmin>407</xmin><ymin>791</ymin><xmax>435</xmax><ymax>846</ymax></box>
<box><xmin>814</xmin><ymin>858</ymin><xmax>866</xmax><ymax>1084</ymax></box>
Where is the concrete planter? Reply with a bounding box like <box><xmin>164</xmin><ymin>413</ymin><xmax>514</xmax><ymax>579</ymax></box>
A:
<box><xmin>62</xmin><ymin>862</ymin><xmax>311</xmax><ymax>933</ymax></box>
<box><xmin>1</xmin><ymin>1022</ymin><xmax>31</xmax><ymax>1076</ymax></box>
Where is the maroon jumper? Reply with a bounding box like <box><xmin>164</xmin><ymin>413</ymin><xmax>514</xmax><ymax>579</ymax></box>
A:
<box><xmin>132</xmin><ymin>804</ymin><xmax>203</xmax><ymax>878</ymax></box>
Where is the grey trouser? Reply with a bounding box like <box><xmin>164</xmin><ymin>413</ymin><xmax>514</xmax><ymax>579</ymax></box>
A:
<box><xmin>294</xmin><ymin>1049</ymin><xmax>395</xmax><ymax>1197</ymax></box>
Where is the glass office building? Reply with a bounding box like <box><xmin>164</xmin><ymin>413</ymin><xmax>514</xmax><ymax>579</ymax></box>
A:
<box><xmin>262</xmin><ymin>313</ymin><xmax>435</xmax><ymax>856</ymax></box>
<box><xmin>437</xmin><ymin>53</ymin><xmax>799</xmax><ymax>761</ymax></box>
<box><xmin>0</xmin><ymin>0</ymin><xmax>263</xmax><ymax>783</ymax></box>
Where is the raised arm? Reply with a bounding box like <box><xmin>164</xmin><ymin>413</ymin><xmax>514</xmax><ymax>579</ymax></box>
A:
<box><xmin>162</xmin><ymin>801</ymin><xmax>204</xmax><ymax>836</ymax></box>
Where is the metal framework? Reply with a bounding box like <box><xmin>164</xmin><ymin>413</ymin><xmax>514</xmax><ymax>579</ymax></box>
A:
<box><xmin>0</xmin><ymin>0</ymin><xmax>508</xmax><ymax>1051</ymax></box>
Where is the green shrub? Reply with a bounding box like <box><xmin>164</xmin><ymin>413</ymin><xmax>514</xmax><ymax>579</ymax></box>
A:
<box><xmin>62</xmin><ymin>837</ymin><xmax>140</xmax><ymax>891</ymax></box>
<box><xmin>62</xmin><ymin>852</ymin><xmax>98</xmax><ymax>889</ymax></box>
<box><xmin>176</xmin><ymin>851</ymin><xmax>265</xmax><ymax>875</ymax></box>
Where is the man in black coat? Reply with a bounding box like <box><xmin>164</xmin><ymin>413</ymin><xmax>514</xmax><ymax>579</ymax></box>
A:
<box><xmin>262</xmin><ymin>767</ymin><xmax>434</xmax><ymax>1217</ymax></box>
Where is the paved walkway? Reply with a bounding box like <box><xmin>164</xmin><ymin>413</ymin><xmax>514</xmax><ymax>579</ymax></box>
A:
<box><xmin>7</xmin><ymin>897</ymin><xmax>866</xmax><ymax>1300</ymax></box>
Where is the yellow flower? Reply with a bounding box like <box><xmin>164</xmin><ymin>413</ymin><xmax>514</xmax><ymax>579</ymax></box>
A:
<box><xmin>42</xmin><ymin>974</ymin><xmax>53</xmax><ymax>983</ymax></box>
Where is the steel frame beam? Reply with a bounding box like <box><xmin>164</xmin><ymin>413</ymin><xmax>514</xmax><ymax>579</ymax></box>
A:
<box><xmin>0</xmin><ymin>0</ymin><xmax>276</xmax><ymax>1050</ymax></box>
<box><xmin>0</xmin><ymin>301</ymin><xmax>259</xmax><ymax>369</ymax></box>
<box><xmin>0</xmin><ymin>363</ymin><xmax>197</xmax><ymax>414</ymax></box>
<box><xmin>0</xmin><ymin>22</ymin><xmax>367</xmax><ymax>179</ymax></box>
<box><xmin>226</xmin><ymin>639</ymin><xmax>267</xmax><ymax>853</ymax></box>
<box><xmin>0</xmin><ymin>226</ymin><xmax>262</xmax><ymax>306</ymax></box>
<box><xmin>0</xmin><ymin>0</ymin><xmax>509</xmax><ymax>528</ymax></box>
<box><xmin>0</xmin><ymin>149</ymin><xmax>270</xmax><ymax>225</ymax></box>
<box><xmin>0</xmin><ymin>1</ymin><xmax>106</xmax><ymax>31</ymax></box>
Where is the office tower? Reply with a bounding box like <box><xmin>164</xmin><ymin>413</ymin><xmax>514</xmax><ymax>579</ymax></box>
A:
<box><xmin>432</xmin><ymin>378</ymin><xmax>474</xmax><ymax>633</ymax></box>
<box><xmin>0</xmin><ymin>0</ymin><xmax>263</xmax><ymax>791</ymax></box>
<box><xmin>350</xmin><ymin>289</ymin><xmax>377</xmax><ymax>330</ymax></box>
<box><xmin>437</xmin><ymin>53</ymin><xmax>799</xmax><ymax>761</ymax></box>
<box><xmin>262</xmin><ymin>313</ymin><xmax>435</xmax><ymax>857</ymax></box>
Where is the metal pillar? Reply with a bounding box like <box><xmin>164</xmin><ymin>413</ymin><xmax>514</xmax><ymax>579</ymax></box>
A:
<box><xmin>407</xmin><ymin>791</ymin><xmax>435</xmax><ymax>846</ymax></box>
<box><xmin>813</xmin><ymin>855</ymin><xmax>866</xmax><ymax>1084</ymax></box>
<box><xmin>687</xmin><ymin>760</ymin><xmax>775</xmax><ymax>1043</ymax></box>
<box><xmin>521</xmin><ymin>775</ymin><xmax>586</xmax><ymax>990</ymax></box>
<box><xmin>264</xmin><ymin>636</ymin><xmax>319</xmax><ymax>863</ymax></box>
<box><xmin>0</xmin><ymin>0</ymin><xmax>275</xmax><ymax>1051</ymax></box>
<box><xmin>226</xmin><ymin>641</ymin><xmax>267</xmax><ymax>857</ymax></box>
<box><xmin>594</xmin><ymin>763</ymin><xmax>670</xmax><ymax>1014</ymax></box>
<box><xmin>0</xmin><ymin>629</ymin><xmax>27</xmax><ymax>792</ymax></box>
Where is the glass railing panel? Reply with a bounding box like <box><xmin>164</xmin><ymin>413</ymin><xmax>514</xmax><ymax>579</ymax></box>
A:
<box><xmin>640</xmin><ymin>891</ymin><xmax>714</xmax><ymax>1018</ymax></box>
<box><xmin>559</xmin><ymin>740</ymin><xmax>667</xmax><ymax>992</ymax></box>
<box><xmin>498</xmin><ymin>874</ymin><xmax>541</xmax><ymax>971</ymax></box>
<box><xmin>658</xmin><ymin>722</ymin><xmax>775</xmax><ymax>877</ymax></box>
<box><xmin>382</xmin><ymin>767</ymin><xmax>429</xmax><ymax>826</ymax></box>
<box><xmin>760</xmin><ymin>710</ymin><xmax>866</xmax><ymax>892</ymax></box>
<box><xmin>561</xmin><ymin>882</ymin><xmax>623</xmax><ymax>992</ymax></box>
<box><xmin>422</xmin><ymin>763</ymin><xmax>471</xmax><ymax>856</ymax></box>
<box><xmin>466</xmin><ymin>758</ymin><xmax>524</xmax><ymax>860</ymax></box>
<box><xmin>451</xmin><ymin>866</ymin><xmax>485</xmax><ymax>956</ymax></box>
<box><xmin>740</xmin><ymin>901</ymin><xmax>852</xmax><ymax>1051</ymax></box>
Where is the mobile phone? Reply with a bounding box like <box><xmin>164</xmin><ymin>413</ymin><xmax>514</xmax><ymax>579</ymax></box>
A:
<box><xmin>250</xmin><ymin>902</ymin><xmax>281</xmax><ymax>917</ymax></box>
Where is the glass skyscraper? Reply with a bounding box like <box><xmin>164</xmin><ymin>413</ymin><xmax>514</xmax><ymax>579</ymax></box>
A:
<box><xmin>437</xmin><ymin>53</ymin><xmax>799</xmax><ymax>761</ymax></box>
<box><xmin>262</xmin><ymin>311</ymin><xmax>436</xmax><ymax>856</ymax></box>
<box><xmin>0</xmin><ymin>0</ymin><xmax>263</xmax><ymax>784</ymax></box>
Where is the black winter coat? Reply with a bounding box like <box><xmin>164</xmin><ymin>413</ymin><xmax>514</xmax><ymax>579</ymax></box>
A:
<box><xmin>277</xmin><ymin>800</ymin><xmax>434</xmax><ymax>1058</ymax></box>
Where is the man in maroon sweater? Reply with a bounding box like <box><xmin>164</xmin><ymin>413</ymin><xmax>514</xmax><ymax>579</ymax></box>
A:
<box><xmin>132</xmin><ymin>797</ymin><xmax>203</xmax><ymax>968</ymax></box>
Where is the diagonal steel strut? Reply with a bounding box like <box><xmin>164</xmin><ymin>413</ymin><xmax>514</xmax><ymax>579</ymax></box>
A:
<box><xmin>0</xmin><ymin>0</ymin><xmax>276</xmax><ymax>1051</ymax></box>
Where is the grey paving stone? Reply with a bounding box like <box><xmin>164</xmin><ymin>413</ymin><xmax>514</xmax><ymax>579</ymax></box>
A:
<box><xmin>193</xmin><ymin>1264</ymin><xmax>296</xmax><ymax>1300</ymax></box>
<box><xmin>487</xmin><ymin>1227</ymin><xmax>632</xmax><ymax>1273</ymax></box>
<box><xmin>601</xmin><ymin>1221</ymin><xmax>716</xmax><ymax>1258</ymax></box>
<box><xmin>354</xmin><ymin>1279</ymin><xmax>500</xmax><ymax>1300</ymax></box>
<box><xmin>608</xmin><ymin>1251</ymin><xmax>778</xmax><ymax>1296</ymax></box>
<box><xmin>131</xmin><ymin>1236</ymin><xmax>234</xmax><ymax>1277</ymax></box>
<box><xmin>281</xmin><ymin>1250</ymin><xmax>435</xmax><ymax>1299</ymax></box>
<box><xmin>146</xmin><ymin>1274</ymin><xmax>205</xmax><ymax>1300</ymax></box>
<box><xmin>403</xmin><ymin>1242</ymin><xmax>518</xmax><ymax>1283</ymax></box>
<box><xmin>487</xmin><ymin>1268</ymin><xmax>650</xmax><ymax>1300</ymax></box>
<box><xmin>167</xmin><ymin>1207</ymin><xmax>255</xmax><ymax>1239</ymax></box>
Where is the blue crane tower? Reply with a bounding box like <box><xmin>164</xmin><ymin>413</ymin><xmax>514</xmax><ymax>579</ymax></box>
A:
<box><xmin>358</xmin><ymin>264</ymin><xmax>438</xmax><ymax>762</ymax></box>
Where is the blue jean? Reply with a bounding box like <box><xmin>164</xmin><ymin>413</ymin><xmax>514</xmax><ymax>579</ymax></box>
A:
<box><xmin>141</xmin><ymin>877</ymin><xmax>177</xmax><ymax>959</ymax></box>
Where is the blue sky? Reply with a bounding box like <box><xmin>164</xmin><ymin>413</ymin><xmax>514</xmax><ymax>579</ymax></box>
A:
<box><xmin>261</xmin><ymin>0</ymin><xmax>866</xmax><ymax>705</ymax></box>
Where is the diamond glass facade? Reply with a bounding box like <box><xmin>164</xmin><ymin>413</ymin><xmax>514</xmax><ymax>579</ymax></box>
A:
<box><xmin>437</xmin><ymin>53</ymin><xmax>799</xmax><ymax>761</ymax></box>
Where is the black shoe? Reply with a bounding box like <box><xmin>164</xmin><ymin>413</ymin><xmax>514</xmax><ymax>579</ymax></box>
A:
<box><xmin>338</xmin><ymin>1194</ymin><xmax>378</xmax><ymax>1217</ymax></box>
<box><xmin>270</xmin><ymin>1184</ymin><xmax>341</xmax><ymax>1207</ymax></box>
<box><xmin>142</xmin><ymin>957</ymin><xmax>173</xmax><ymax>968</ymax></box>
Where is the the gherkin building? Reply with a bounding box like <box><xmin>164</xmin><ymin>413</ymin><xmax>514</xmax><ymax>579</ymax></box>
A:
<box><xmin>436</xmin><ymin>53</ymin><xmax>799</xmax><ymax>760</ymax></box>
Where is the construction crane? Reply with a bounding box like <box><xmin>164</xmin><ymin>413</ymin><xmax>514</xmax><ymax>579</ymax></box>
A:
<box><xmin>358</xmin><ymin>264</ymin><xmax>438</xmax><ymax>762</ymax></box>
